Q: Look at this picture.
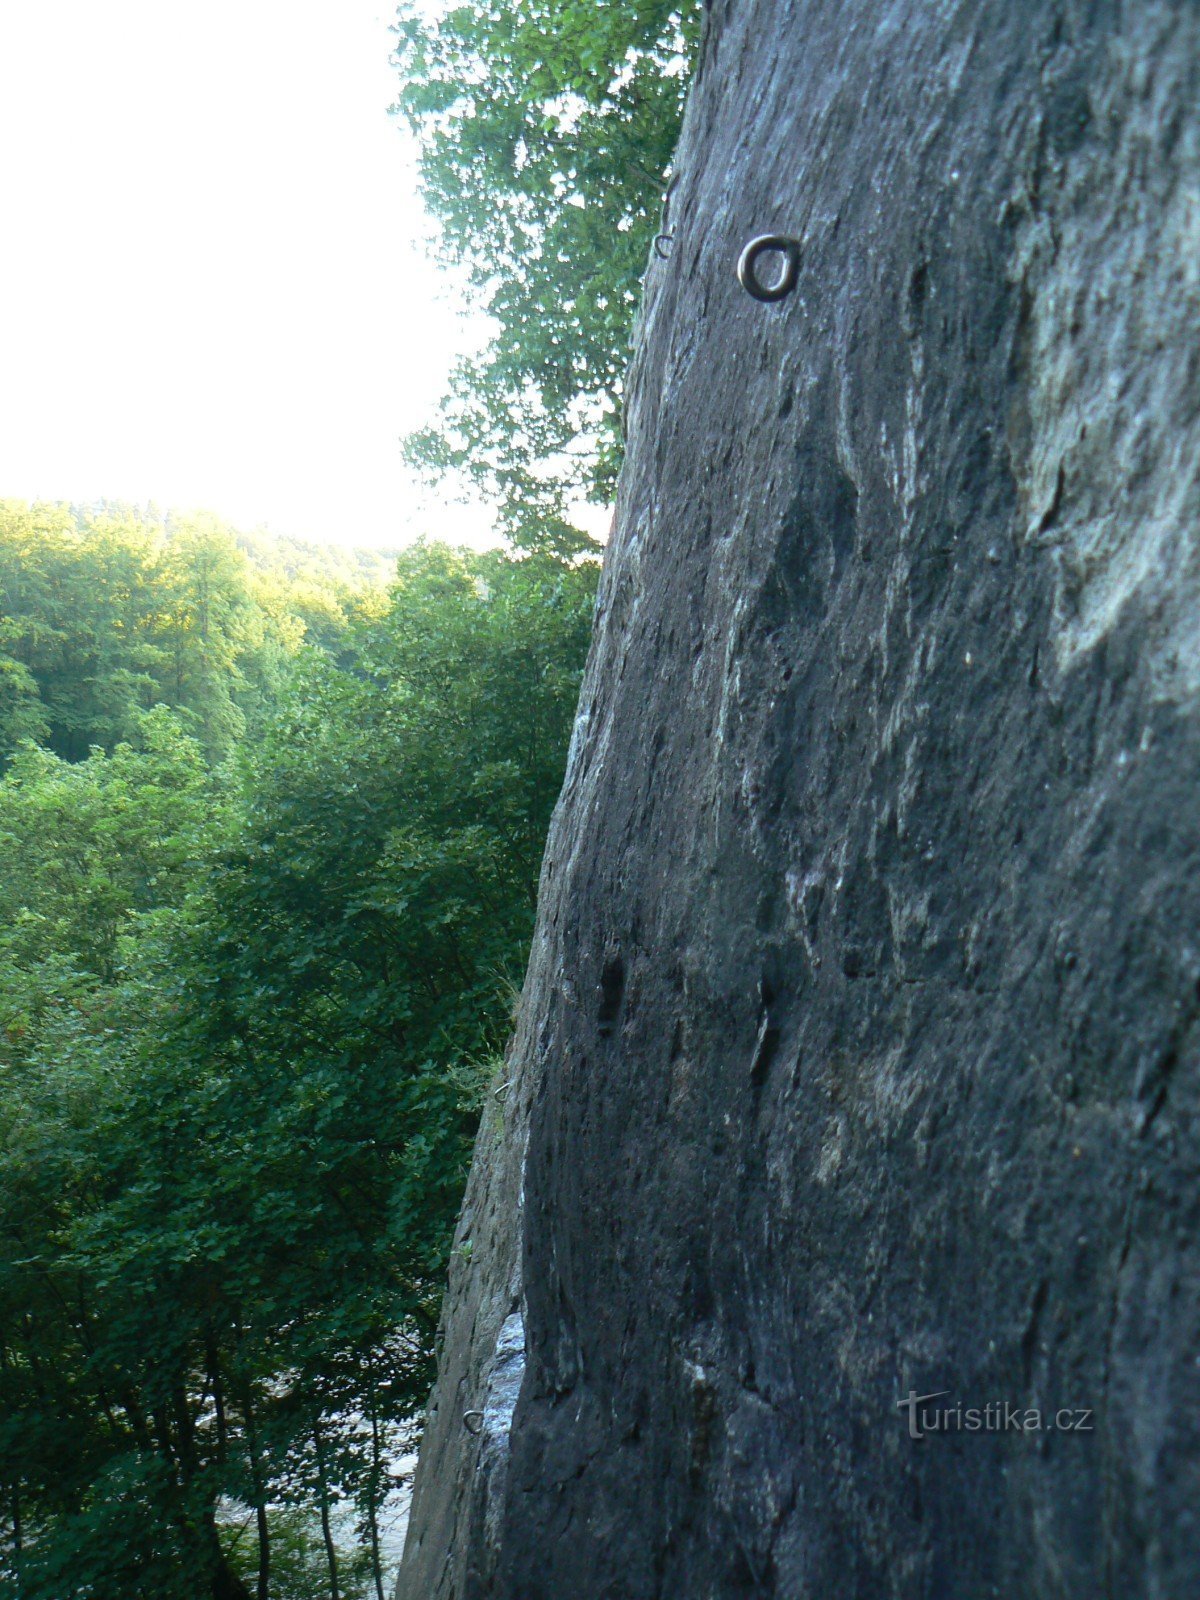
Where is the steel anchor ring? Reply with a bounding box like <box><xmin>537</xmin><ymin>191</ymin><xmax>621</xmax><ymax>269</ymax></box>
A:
<box><xmin>737</xmin><ymin>234</ymin><xmax>801</xmax><ymax>302</ymax></box>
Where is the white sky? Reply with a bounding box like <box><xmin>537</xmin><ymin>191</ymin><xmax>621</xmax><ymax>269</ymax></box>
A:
<box><xmin>0</xmin><ymin>0</ymin><xmax>498</xmax><ymax>548</ymax></box>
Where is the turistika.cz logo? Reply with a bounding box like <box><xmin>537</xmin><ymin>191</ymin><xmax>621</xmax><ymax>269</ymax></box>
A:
<box><xmin>897</xmin><ymin>1389</ymin><xmax>1094</xmax><ymax>1441</ymax></box>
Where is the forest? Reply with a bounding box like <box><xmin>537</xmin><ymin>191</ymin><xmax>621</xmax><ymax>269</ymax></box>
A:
<box><xmin>0</xmin><ymin>501</ymin><xmax>597</xmax><ymax>1597</ymax></box>
<box><xmin>1</xmin><ymin>5</ymin><xmax>699</xmax><ymax>1596</ymax></box>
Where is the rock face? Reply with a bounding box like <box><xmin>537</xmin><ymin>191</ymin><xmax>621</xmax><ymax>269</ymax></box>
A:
<box><xmin>397</xmin><ymin>1</ymin><xmax>1200</xmax><ymax>1595</ymax></box>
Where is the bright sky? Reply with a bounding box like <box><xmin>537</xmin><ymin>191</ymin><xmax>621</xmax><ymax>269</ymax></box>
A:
<box><xmin>0</xmin><ymin>0</ymin><xmax>496</xmax><ymax>548</ymax></box>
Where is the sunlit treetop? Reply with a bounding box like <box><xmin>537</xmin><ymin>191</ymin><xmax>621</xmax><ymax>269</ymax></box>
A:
<box><xmin>392</xmin><ymin>0</ymin><xmax>702</xmax><ymax>554</ymax></box>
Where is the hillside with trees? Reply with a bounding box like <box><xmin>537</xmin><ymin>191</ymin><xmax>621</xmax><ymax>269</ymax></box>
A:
<box><xmin>0</xmin><ymin>503</ymin><xmax>597</xmax><ymax>1597</ymax></box>
<box><xmin>1</xmin><ymin>0</ymin><xmax>699</xmax><ymax>1593</ymax></box>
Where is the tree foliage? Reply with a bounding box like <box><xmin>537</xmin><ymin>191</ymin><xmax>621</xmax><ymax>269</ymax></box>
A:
<box><xmin>0</xmin><ymin>0</ymin><xmax>690</xmax><ymax>1580</ymax></box>
<box><xmin>0</xmin><ymin>501</ymin><xmax>386</xmax><ymax>765</ymax></box>
<box><xmin>392</xmin><ymin>0</ymin><xmax>701</xmax><ymax>549</ymax></box>
<box><xmin>0</xmin><ymin>535</ymin><xmax>598</xmax><ymax>1597</ymax></box>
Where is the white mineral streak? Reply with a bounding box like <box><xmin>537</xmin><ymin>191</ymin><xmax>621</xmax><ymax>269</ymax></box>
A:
<box><xmin>1012</xmin><ymin>6</ymin><xmax>1200</xmax><ymax>698</ymax></box>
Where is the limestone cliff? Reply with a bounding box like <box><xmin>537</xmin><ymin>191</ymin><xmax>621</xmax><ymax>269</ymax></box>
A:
<box><xmin>398</xmin><ymin>2</ymin><xmax>1200</xmax><ymax>1594</ymax></box>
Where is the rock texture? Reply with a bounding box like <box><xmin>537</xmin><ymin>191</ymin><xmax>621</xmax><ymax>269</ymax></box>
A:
<box><xmin>397</xmin><ymin>1</ymin><xmax>1200</xmax><ymax>1595</ymax></box>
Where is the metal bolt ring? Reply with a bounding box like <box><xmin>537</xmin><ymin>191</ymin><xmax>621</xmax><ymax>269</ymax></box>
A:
<box><xmin>737</xmin><ymin>234</ymin><xmax>801</xmax><ymax>302</ymax></box>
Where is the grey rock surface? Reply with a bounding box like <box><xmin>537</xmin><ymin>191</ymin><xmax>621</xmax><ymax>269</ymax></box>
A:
<box><xmin>398</xmin><ymin>1</ymin><xmax>1200</xmax><ymax>1594</ymax></box>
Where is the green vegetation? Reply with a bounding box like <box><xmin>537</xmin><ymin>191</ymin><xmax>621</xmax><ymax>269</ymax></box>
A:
<box><xmin>0</xmin><ymin>503</ymin><xmax>597</xmax><ymax>1597</ymax></box>
<box><xmin>1</xmin><ymin>2</ymin><xmax>702</xmax><ymax>1591</ymax></box>
<box><xmin>392</xmin><ymin>0</ymin><xmax>702</xmax><ymax>550</ymax></box>
<box><xmin>0</xmin><ymin>502</ymin><xmax>389</xmax><ymax>764</ymax></box>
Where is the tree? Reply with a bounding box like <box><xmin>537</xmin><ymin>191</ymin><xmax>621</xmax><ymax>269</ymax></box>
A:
<box><xmin>0</xmin><ymin>541</ymin><xmax>597</xmax><ymax>1594</ymax></box>
<box><xmin>392</xmin><ymin>1</ymin><xmax>701</xmax><ymax>550</ymax></box>
<box><xmin>0</xmin><ymin>711</ymin><xmax>213</xmax><ymax>984</ymax></box>
<box><xmin>0</xmin><ymin>501</ymin><xmax>377</xmax><ymax>766</ymax></box>
<box><xmin>0</xmin><ymin>712</ymin><xmax>242</xmax><ymax>1599</ymax></box>
<box><xmin>0</xmin><ymin>656</ymin><xmax>47</xmax><ymax>758</ymax></box>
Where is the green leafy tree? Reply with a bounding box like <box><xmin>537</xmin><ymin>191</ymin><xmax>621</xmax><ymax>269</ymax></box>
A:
<box><xmin>0</xmin><ymin>501</ymin><xmax>388</xmax><ymax>767</ymax></box>
<box><xmin>0</xmin><ymin>542</ymin><xmax>597</xmax><ymax>1595</ymax></box>
<box><xmin>0</xmin><ymin>713</ymin><xmax>241</xmax><ymax>1599</ymax></box>
<box><xmin>0</xmin><ymin>656</ymin><xmax>46</xmax><ymax>757</ymax></box>
<box><xmin>392</xmin><ymin>1</ymin><xmax>701</xmax><ymax>549</ymax></box>
<box><xmin>0</xmin><ymin>710</ymin><xmax>213</xmax><ymax>984</ymax></box>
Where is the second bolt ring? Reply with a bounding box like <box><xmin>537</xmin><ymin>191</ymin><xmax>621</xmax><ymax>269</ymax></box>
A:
<box><xmin>737</xmin><ymin>234</ymin><xmax>801</xmax><ymax>302</ymax></box>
